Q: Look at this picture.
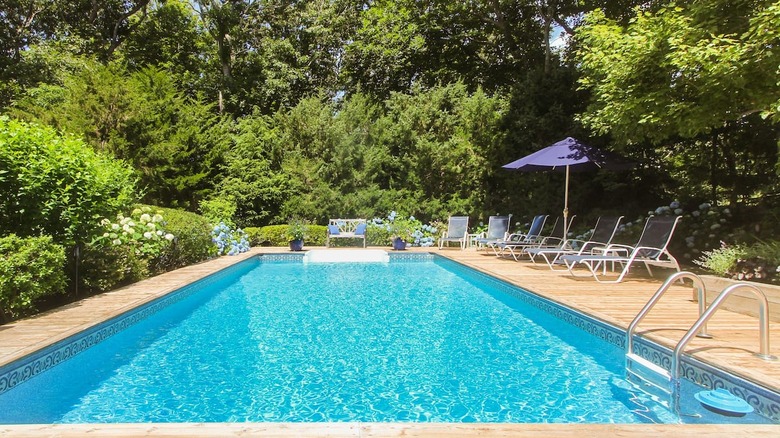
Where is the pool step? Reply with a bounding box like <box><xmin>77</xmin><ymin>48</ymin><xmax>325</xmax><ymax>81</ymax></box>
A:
<box><xmin>303</xmin><ymin>249</ymin><xmax>390</xmax><ymax>263</ymax></box>
<box><xmin>626</xmin><ymin>353</ymin><xmax>672</xmax><ymax>398</ymax></box>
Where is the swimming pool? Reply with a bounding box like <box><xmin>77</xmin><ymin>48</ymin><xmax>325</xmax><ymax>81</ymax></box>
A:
<box><xmin>0</xmin><ymin>253</ymin><xmax>776</xmax><ymax>424</ymax></box>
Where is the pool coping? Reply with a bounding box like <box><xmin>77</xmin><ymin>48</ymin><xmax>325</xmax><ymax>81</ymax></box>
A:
<box><xmin>0</xmin><ymin>247</ymin><xmax>778</xmax><ymax>436</ymax></box>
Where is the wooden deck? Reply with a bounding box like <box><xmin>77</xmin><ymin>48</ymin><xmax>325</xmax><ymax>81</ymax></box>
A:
<box><xmin>0</xmin><ymin>247</ymin><xmax>778</xmax><ymax>437</ymax></box>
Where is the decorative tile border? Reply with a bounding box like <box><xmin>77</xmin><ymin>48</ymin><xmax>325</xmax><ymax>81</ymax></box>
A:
<box><xmin>0</xmin><ymin>258</ymin><xmax>258</xmax><ymax>396</ymax></box>
<box><xmin>257</xmin><ymin>253</ymin><xmax>306</xmax><ymax>262</ymax></box>
<box><xmin>388</xmin><ymin>252</ymin><xmax>434</xmax><ymax>262</ymax></box>
<box><xmin>256</xmin><ymin>252</ymin><xmax>434</xmax><ymax>263</ymax></box>
<box><xmin>436</xmin><ymin>255</ymin><xmax>780</xmax><ymax>422</ymax></box>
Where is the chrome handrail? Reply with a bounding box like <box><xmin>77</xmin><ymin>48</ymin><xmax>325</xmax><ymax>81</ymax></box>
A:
<box><xmin>626</xmin><ymin>271</ymin><xmax>709</xmax><ymax>357</ymax></box>
<box><xmin>672</xmin><ymin>283</ymin><xmax>777</xmax><ymax>384</ymax></box>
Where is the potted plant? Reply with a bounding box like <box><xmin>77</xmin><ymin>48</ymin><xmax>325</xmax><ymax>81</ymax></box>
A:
<box><xmin>388</xmin><ymin>215</ymin><xmax>417</xmax><ymax>250</ymax></box>
<box><xmin>286</xmin><ymin>218</ymin><xmax>309</xmax><ymax>251</ymax></box>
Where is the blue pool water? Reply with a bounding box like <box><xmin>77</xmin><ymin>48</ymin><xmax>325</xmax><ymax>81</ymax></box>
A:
<box><xmin>0</xmin><ymin>256</ymin><xmax>773</xmax><ymax>424</ymax></box>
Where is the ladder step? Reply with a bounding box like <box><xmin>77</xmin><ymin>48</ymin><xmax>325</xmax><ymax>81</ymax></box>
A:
<box><xmin>626</xmin><ymin>353</ymin><xmax>672</xmax><ymax>396</ymax></box>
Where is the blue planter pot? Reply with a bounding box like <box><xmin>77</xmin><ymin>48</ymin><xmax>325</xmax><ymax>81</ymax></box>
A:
<box><xmin>289</xmin><ymin>239</ymin><xmax>304</xmax><ymax>251</ymax></box>
<box><xmin>392</xmin><ymin>237</ymin><xmax>407</xmax><ymax>251</ymax></box>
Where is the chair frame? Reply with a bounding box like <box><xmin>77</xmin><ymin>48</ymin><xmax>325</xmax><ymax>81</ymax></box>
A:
<box><xmin>489</xmin><ymin>215</ymin><xmax>548</xmax><ymax>259</ymax></box>
<box><xmin>438</xmin><ymin>216</ymin><xmax>470</xmax><ymax>250</ymax></box>
<box><xmin>560</xmin><ymin>215</ymin><xmax>682</xmax><ymax>283</ymax></box>
<box><xmin>473</xmin><ymin>215</ymin><xmax>512</xmax><ymax>250</ymax></box>
<box><xmin>527</xmin><ymin>216</ymin><xmax>623</xmax><ymax>270</ymax></box>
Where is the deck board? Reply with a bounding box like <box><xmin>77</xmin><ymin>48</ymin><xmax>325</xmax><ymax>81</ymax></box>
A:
<box><xmin>0</xmin><ymin>247</ymin><xmax>778</xmax><ymax>437</ymax></box>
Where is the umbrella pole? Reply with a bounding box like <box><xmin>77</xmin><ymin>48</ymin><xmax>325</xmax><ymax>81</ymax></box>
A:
<box><xmin>563</xmin><ymin>165</ymin><xmax>570</xmax><ymax>239</ymax></box>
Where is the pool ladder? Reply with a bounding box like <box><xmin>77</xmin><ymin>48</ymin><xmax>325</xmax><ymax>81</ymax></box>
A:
<box><xmin>624</xmin><ymin>271</ymin><xmax>777</xmax><ymax>412</ymax></box>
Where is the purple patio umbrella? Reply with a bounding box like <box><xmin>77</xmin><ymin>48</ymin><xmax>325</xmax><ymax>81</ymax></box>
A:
<box><xmin>502</xmin><ymin>137</ymin><xmax>633</xmax><ymax>238</ymax></box>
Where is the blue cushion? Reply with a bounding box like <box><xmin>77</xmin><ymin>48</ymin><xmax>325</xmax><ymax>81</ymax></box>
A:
<box><xmin>328</xmin><ymin>224</ymin><xmax>341</xmax><ymax>235</ymax></box>
<box><xmin>355</xmin><ymin>223</ymin><xmax>367</xmax><ymax>235</ymax></box>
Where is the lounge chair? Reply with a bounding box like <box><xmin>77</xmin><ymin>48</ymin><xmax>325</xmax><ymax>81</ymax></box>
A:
<box><xmin>473</xmin><ymin>215</ymin><xmax>512</xmax><ymax>250</ymax></box>
<box><xmin>510</xmin><ymin>215</ymin><xmax>577</xmax><ymax>256</ymax></box>
<box><xmin>526</xmin><ymin>216</ymin><xmax>623</xmax><ymax>270</ymax></box>
<box><xmin>438</xmin><ymin>216</ymin><xmax>470</xmax><ymax>250</ymax></box>
<box><xmin>489</xmin><ymin>214</ymin><xmax>548</xmax><ymax>259</ymax></box>
<box><xmin>560</xmin><ymin>215</ymin><xmax>682</xmax><ymax>283</ymax></box>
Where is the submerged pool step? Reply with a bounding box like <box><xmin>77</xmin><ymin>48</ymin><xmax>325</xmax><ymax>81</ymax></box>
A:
<box><xmin>626</xmin><ymin>353</ymin><xmax>673</xmax><ymax>397</ymax></box>
<box><xmin>303</xmin><ymin>249</ymin><xmax>390</xmax><ymax>263</ymax></box>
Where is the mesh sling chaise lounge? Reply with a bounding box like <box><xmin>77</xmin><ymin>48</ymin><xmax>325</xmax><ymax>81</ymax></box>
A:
<box><xmin>526</xmin><ymin>216</ymin><xmax>623</xmax><ymax>270</ymax></box>
<box><xmin>498</xmin><ymin>215</ymin><xmax>576</xmax><ymax>261</ymax></box>
<box><xmin>438</xmin><ymin>216</ymin><xmax>470</xmax><ymax>249</ymax></box>
<box><xmin>473</xmin><ymin>215</ymin><xmax>512</xmax><ymax>250</ymax></box>
<box><xmin>488</xmin><ymin>214</ymin><xmax>548</xmax><ymax>258</ymax></box>
<box><xmin>559</xmin><ymin>215</ymin><xmax>682</xmax><ymax>283</ymax></box>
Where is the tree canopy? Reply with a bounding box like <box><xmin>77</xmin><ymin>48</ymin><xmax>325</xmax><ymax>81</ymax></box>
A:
<box><xmin>0</xmin><ymin>0</ymin><xmax>777</xmax><ymax>242</ymax></box>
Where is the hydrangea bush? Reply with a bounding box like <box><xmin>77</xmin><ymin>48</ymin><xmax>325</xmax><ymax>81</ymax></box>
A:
<box><xmin>614</xmin><ymin>201</ymin><xmax>736</xmax><ymax>262</ymax></box>
<box><xmin>368</xmin><ymin>211</ymin><xmax>438</xmax><ymax>247</ymax></box>
<box><xmin>212</xmin><ymin>222</ymin><xmax>251</xmax><ymax>255</ymax></box>
<box><xmin>82</xmin><ymin>206</ymin><xmax>175</xmax><ymax>292</ymax></box>
<box><xmin>94</xmin><ymin>206</ymin><xmax>174</xmax><ymax>259</ymax></box>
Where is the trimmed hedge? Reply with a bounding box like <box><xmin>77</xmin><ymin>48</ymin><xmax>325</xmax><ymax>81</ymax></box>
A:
<box><xmin>244</xmin><ymin>224</ymin><xmax>395</xmax><ymax>247</ymax></box>
<box><xmin>0</xmin><ymin>235</ymin><xmax>67</xmax><ymax>322</ymax></box>
<box><xmin>245</xmin><ymin>225</ymin><xmax>328</xmax><ymax>246</ymax></box>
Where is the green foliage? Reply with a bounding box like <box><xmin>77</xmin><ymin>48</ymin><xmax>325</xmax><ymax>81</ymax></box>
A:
<box><xmin>80</xmin><ymin>205</ymin><xmax>174</xmax><ymax>293</ymax></box>
<box><xmin>154</xmin><ymin>207</ymin><xmax>213</xmax><ymax>270</ymax></box>
<box><xmin>216</xmin><ymin>112</ymin><xmax>292</xmax><ymax>227</ymax></box>
<box><xmin>12</xmin><ymin>63</ymin><xmax>231</xmax><ymax>210</ymax></box>
<box><xmin>263</xmin><ymin>84</ymin><xmax>508</xmax><ymax>224</ymax></box>
<box><xmin>245</xmin><ymin>225</ymin><xmax>327</xmax><ymax>246</ymax></box>
<box><xmin>79</xmin><ymin>242</ymin><xmax>148</xmax><ymax>294</ymax></box>
<box><xmin>92</xmin><ymin>206</ymin><xmax>174</xmax><ymax>262</ymax></box>
<box><xmin>0</xmin><ymin>235</ymin><xmax>67</xmax><ymax>321</ymax></box>
<box><xmin>0</xmin><ymin>117</ymin><xmax>136</xmax><ymax>247</ymax></box>
<box><xmin>577</xmin><ymin>2</ymin><xmax>780</xmax><ymax>143</ymax></box>
<box><xmin>694</xmin><ymin>243</ymin><xmax>747</xmax><ymax>277</ymax></box>
<box><xmin>80</xmin><ymin>205</ymin><xmax>212</xmax><ymax>293</ymax></box>
<box><xmin>246</xmin><ymin>225</ymin><xmax>287</xmax><ymax>246</ymax></box>
<box><xmin>199</xmin><ymin>197</ymin><xmax>237</xmax><ymax>228</ymax></box>
<box><xmin>695</xmin><ymin>240</ymin><xmax>780</xmax><ymax>284</ymax></box>
<box><xmin>286</xmin><ymin>218</ymin><xmax>309</xmax><ymax>241</ymax></box>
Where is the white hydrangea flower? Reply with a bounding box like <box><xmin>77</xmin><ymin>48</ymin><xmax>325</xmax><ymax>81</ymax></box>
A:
<box><xmin>143</xmin><ymin>231</ymin><xmax>153</xmax><ymax>239</ymax></box>
<box><xmin>165</xmin><ymin>233</ymin><xmax>174</xmax><ymax>241</ymax></box>
<box><xmin>140</xmin><ymin>213</ymin><xmax>151</xmax><ymax>223</ymax></box>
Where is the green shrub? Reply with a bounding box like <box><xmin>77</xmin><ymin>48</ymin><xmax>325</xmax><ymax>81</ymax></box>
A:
<box><xmin>243</xmin><ymin>227</ymin><xmax>264</xmax><ymax>246</ymax></box>
<box><xmin>247</xmin><ymin>225</ymin><xmax>288</xmax><ymax>246</ymax></box>
<box><xmin>155</xmin><ymin>207</ymin><xmax>213</xmax><ymax>270</ymax></box>
<box><xmin>0</xmin><ymin>235</ymin><xmax>67</xmax><ymax>321</ymax></box>
<box><xmin>695</xmin><ymin>241</ymin><xmax>780</xmax><ymax>283</ymax></box>
<box><xmin>0</xmin><ymin>117</ymin><xmax>136</xmax><ymax>247</ymax></box>
<box><xmin>246</xmin><ymin>225</ymin><xmax>327</xmax><ymax>246</ymax></box>
<box><xmin>79</xmin><ymin>206</ymin><xmax>213</xmax><ymax>293</ymax></box>
<box><xmin>79</xmin><ymin>243</ymin><xmax>148</xmax><ymax>293</ymax></box>
<box><xmin>199</xmin><ymin>198</ymin><xmax>237</xmax><ymax>228</ymax></box>
<box><xmin>694</xmin><ymin>243</ymin><xmax>747</xmax><ymax>277</ymax></box>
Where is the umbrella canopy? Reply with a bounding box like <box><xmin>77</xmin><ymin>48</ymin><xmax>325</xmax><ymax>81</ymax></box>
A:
<box><xmin>502</xmin><ymin>137</ymin><xmax>633</xmax><ymax>238</ymax></box>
